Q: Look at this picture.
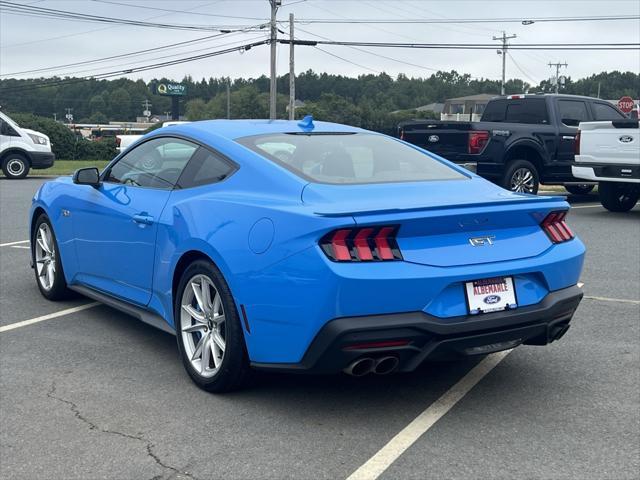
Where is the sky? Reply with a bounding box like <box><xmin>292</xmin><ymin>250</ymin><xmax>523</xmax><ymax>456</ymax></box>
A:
<box><xmin>0</xmin><ymin>0</ymin><xmax>639</xmax><ymax>86</ymax></box>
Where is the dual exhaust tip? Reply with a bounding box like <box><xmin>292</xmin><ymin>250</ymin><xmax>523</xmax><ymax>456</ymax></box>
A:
<box><xmin>344</xmin><ymin>356</ymin><xmax>399</xmax><ymax>377</ymax></box>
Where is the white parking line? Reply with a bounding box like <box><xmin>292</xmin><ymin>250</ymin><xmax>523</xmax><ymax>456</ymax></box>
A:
<box><xmin>10</xmin><ymin>245</ymin><xmax>30</xmax><ymax>249</ymax></box>
<box><xmin>346</xmin><ymin>350</ymin><xmax>512</xmax><ymax>480</ymax></box>
<box><xmin>0</xmin><ymin>303</ymin><xmax>100</xmax><ymax>333</ymax></box>
<box><xmin>0</xmin><ymin>239</ymin><xmax>29</xmax><ymax>247</ymax></box>
<box><xmin>571</xmin><ymin>204</ymin><xmax>602</xmax><ymax>209</ymax></box>
<box><xmin>585</xmin><ymin>295</ymin><xmax>640</xmax><ymax>305</ymax></box>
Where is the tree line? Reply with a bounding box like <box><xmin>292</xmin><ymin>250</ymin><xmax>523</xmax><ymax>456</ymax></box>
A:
<box><xmin>0</xmin><ymin>69</ymin><xmax>637</xmax><ymax>159</ymax></box>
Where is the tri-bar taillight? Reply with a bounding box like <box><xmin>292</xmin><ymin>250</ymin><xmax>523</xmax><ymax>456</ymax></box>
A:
<box><xmin>320</xmin><ymin>226</ymin><xmax>402</xmax><ymax>262</ymax></box>
<box><xmin>468</xmin><ymin>131</ymin><xmax>489</xmax><ymax>154</ymax></box>
<box><xmin>541</xmin><ymin>210</ymin><xmax>574</xmax><ymax>243</ymax></box>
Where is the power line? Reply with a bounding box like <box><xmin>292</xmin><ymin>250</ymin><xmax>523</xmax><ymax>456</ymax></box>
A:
<box><xmin>312</xmin><ymin>46</ymin><xmax>380</xmax><ymax>74</ymax></box>
<box><xmin>0</xmin><ymin>39</ymin><xmax>269</xmax><ymax>94</ymax></box>
<box><xmin>88</xmin><ymin>0</ymin><xmax>266</xmax><ymax>20</ymax></box>
<box><xmin>507</xmin><ymin>52</ymin><xmax>539</xmax><ymax>85</ymax></box>
<box><xmin>295</xmin><ymin>14</ymin><xmax>640</xmax><ymax>25</ymax></box>
<box><xmin>1</xmin><ymin>29</ymin><xmax>265</xmax><ymax>77</ymax></box>
<box><xmin>0</xmin><ymin>1</ymin><xmax>259</xmax><ymax>31</ymax></box>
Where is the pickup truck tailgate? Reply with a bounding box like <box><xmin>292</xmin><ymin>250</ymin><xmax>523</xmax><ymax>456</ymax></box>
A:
<box><xmin>400</xmin><ymin>121</ymin><xmax>472</xmax><ymax>159</ymax></box>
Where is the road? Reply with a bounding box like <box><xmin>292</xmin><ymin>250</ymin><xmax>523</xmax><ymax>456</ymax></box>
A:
<box><xmin>1</xmin><ymin>178</ymin><xmax>638</xmax><ymax>480</ymax></box>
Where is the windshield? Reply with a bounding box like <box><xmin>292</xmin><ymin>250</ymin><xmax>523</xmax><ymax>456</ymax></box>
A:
<box><xmin>236</xmin><ymin>132</ymin><xmax>466</xmax><ymax>185</ymax></box>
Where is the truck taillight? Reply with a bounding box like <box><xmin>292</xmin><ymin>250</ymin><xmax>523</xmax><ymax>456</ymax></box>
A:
<box><xmin>320</xmin><ymin>226</ymin><xmax>402</xmax><ymax>262</ymax></box>
<box><xmin>574</xmin><ymin>129</ymin><xmax>580</xmax><ymax>155</ymax></box>
<box><xmin>115</xmin><ymin>137</ymin><xmax>121</xmax><ymax>147</ymax></box>
<box><xmin>541</xmin><ymin>211</ymin><xmax>574</xmax><ymax>244</ymax></box>
<box><xmin>468</xmin><ymin>131</ymin><xmax>489</xmax><ymax>154</ymax></box>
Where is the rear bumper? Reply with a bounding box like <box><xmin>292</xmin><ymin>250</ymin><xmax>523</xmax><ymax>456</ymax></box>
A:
<box><xmin>572</xmin><ymin>163</ymin><xmax>640</xmax><ymax>184</ymax></box>
<box><xmin>27</xmin><ymin>151</ymin><xmax>55</xmax><ymax>169</ymax></box>
<box><xmin>251</xmin><ymin>284</ymin><xmax>583</xmax><ymax>374</ymax></box>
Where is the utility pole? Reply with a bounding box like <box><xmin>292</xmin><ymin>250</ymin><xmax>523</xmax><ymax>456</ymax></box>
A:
<box><xmin>269</xmin><ymin>0</ymin><xmax>281</xmax><ymax>120</ymax></box>
<box><xmin>288</xmin><ymin>13</ymin><xmax>295</xmax><ymax>120</ymax></box>
<box><xmin>142</xmin><ymin>99</ymin><xmax>152</xmax><ymax>120</ymax></box>
<box><xmin>548</xmin><ymin>62</ymin><xmax>568</xmax><ymax>93</ymax></box>
<box><xmin>493</xmin><ymin>31</ymin><xmax>516</xmax><ymax>95</ymax></box>
<box><xmin>226</xmin><ymin>79</ymin><xmax>231</xmax><ymax>119</ymax></box>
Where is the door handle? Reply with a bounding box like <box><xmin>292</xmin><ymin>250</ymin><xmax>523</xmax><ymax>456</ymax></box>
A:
<box><xmin>132</xmin><ymin>213</ymin><xmax>154</xmax><ymax>225</ymax></box>
<box><xmin>562</xmin><ymin>135</ymin><xmax>575</xmax><ymax>140</ymax></box>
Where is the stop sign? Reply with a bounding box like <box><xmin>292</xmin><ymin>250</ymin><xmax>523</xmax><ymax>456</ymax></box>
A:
<box><xmin>617</xmin><ymin>96</ymin><xmax>635</xmax><ymax>113</ymax></box>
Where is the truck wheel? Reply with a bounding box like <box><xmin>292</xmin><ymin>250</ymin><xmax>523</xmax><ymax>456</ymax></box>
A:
<box><xmin>2</xmin><ymin>153</ymin><xmax>30</xmax><ymax>179</ymax></box>
<box><xmin>502</xmin><ymin>160</ymin><xmax>539</xmax><ymax>194</ymax></box>
<box><xmin>599</xmin><ymin>182</ymin><xmax>640</xmax><ymax>212</ymax></box>
<box><xmin>565</xmin><ymin>184</ymin><xmax>595</xmax><ymax>195</ymax></box>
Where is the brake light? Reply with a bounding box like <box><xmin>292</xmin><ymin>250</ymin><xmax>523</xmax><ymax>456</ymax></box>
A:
<box><xmin>320</xmin><ymin>226</ymin><xmax>402</xmax><ymax>262</ymax></box>
<box><xmin>399</xmin><ymin>128</ymin><xmax>405</xmax><ymax>140</ymax></box>
<box><xmin>574</xmin><ymin>129</ymin><xmax>581</xmax><ymax>155</ymax></box>
<box><xmin>468</xmin><ymin>131</ymin><xmax>489</xmax><ymax>154</ymax></box>
<box><xmin>115</xmin><ymin>136</ymin><xmax>122</xmax><ymax>147</ymax></box>
<box><xmin>541</xmin><ymin>210</ymin><xmax>574</xmax><ymax>243</ymax></box>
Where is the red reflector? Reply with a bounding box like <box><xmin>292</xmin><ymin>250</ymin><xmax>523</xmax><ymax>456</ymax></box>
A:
<box><xmin>354</xmin><ymin>228</ymin><xmax>374</xmax><ymax>261</ymax></box>
<box><xmin>331</xmin><ymin>229</ymin><xmax>351</xmax><ymax>261</ymax></box>
<box><xmin>468</xmin><ymin>131</ymin><xmax>489</xmax><ymax>154</ymax></box>
<box><xmin>541</xmin><ymin>210</ymin><xmax>574</xmax><ymax>243</ymax></box>
<box><xmin>374</xmin><ymin>226</ymin><xmax>395</xmax><ymax>260</ymax></box>
<box><xmin>343</xmin><ymin>340</ymin><xmax>410</xmax><ymax>350</ymax></box>
<box><xmin>574</xmin><ymin>129</ymin><xmax>581</xmax><ymax>155</ymax></box>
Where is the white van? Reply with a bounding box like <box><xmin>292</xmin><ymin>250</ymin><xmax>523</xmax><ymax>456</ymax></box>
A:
<box><xmin>0</xmin><ymin>111</ymin><xmax>54</xmax><ymax>179</ymax></box>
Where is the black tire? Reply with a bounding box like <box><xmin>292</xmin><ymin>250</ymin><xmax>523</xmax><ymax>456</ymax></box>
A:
<box><xmin>564</xmin><ymin>184</ymin><xmax>595</xmax><ymax>195</ymax></box>
<box><xmin>599</xmin><ymin>182</ymin><xmax>640</xmax><ymax>212</ymax></box>
<box><xmin>2</xmin><ymin>153</ymin><xmax>30</xmax><ymax>179</ymax></box>
<box><xmin>32</xmin><ymin>214</ymin><xmax>72</xmax><ymax>300</ymax></box>
<box><xmin>502</xmin><ymin>160</ymin><xmax>539</xmax><ymax>194</ymax></box>
<box><xmin>175</xmin><ymin>259</ymin><xmax>250</xmax><ymax>393</ymax></box>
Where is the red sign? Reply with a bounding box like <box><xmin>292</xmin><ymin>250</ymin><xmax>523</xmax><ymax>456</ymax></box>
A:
<box><xmin>617</xmin><ymin>96</ymin><xmax>635</xmax><ymax>113</ymax></box>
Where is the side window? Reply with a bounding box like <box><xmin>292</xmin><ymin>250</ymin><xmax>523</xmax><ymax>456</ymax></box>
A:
<box><xmin>504</xmin><ymin>99</ymin><xmax>548</xmax><ymax>124</ymax></box>
<box><xmin>176</xmin><ymin>147</ymin><xmax>235</xmax><ymax>189</ymax></box>
<box><xmin>481</xmin><ymin>100</ymin><xmax>507</xmax><ymax>122</ymax></box>
<box><xmin>105</xmin><ymin>137</ymin><xmax>198</xmax><ymax>189</ymax></box>
<box><xmin>0</xmin><ymin>119</ymin><xmax>20</xmax><ymax>137</ymax></box>
<box><xmin>592</xmin><ymin>102</ymin><xmax>626</xmax><ymax>121</ymax></box>
<box><xmin>558</xmin><ymin>100</ymin><xmax>589</xmax><ymax>126</ymax></box>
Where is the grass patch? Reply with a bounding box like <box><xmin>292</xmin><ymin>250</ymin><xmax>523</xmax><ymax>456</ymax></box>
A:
<box><xmin>28</xmin><ymin>160</ymin><xmax>110</xmax><ymax>177</ymax></box>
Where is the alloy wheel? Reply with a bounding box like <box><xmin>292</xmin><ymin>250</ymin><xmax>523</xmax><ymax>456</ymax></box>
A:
<box><xmin>180</xmin><ymin>274</ymin><xmax>226</xmax><ymax>378</ymax></box>
<box><xmin>35</xmin><ymin>224</ymin><xmax>56</xmax><ymax>290</ymax></box>
<box><xmin>510</xmin><ymin>168</ymin><xmax>536</xmax><ymax>193</ymax></box>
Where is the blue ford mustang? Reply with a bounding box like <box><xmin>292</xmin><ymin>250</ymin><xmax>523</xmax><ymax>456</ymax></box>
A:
<box><xmin>30</xmin><ymin>117</ymin><xmax>585</xmax><ymax>392</ymax></box>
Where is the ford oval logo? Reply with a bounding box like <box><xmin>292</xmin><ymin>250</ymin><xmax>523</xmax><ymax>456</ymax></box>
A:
<box><xmin>484</xmin><ymin>295</ymin><xmax>501</xmax><ymax>305</ymax></box>
<box><xmin>619</xmin><ymin>135</ymin><xmax>634</xmax><ymax>143</ymax></box>
<box><xmin>428</xmin><ymin>135</ymin><xmax>439</xmax><ymax>143</ymax></box>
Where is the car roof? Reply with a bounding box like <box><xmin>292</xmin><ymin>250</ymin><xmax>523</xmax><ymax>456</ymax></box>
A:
<box><xmin>162</xmin><ymin>118</ymin><xmax>367</xmax><ymax>140</ymax></box>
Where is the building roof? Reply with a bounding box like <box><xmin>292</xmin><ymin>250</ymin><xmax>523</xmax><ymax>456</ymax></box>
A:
<box><xmin>446</xmin><ymin>93</ymin><xmax>497</xmax><ymax>102</ymax></box>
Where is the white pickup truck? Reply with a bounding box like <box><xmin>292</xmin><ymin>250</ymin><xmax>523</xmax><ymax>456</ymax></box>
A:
<box><xmin>573</xmin><ymin>119</ymin><xmax>640</xmax><ymax>212</ymax></box>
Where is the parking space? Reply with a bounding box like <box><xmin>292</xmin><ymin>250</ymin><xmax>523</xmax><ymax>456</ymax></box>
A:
<box><xmin>1</xmin><ymin>178</ymin><xmax>638</xmax><ymax>480</ymax></box>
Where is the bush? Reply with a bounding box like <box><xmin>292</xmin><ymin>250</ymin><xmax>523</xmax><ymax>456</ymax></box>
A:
<box><xmin>6</xmin><ymin>112</ymin><xmax>116</xmax><ymax>160</ymax></box>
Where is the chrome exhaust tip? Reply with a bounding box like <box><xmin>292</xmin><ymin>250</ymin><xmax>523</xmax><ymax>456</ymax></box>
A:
<box><xmin>343</xmin><ymin>357</ymin><xmax>376</xmax><ymax>377</ymax></box>
<box><xmin>373</xmin><ymin>356</ymin><xmax>400</xmax><ymax>375</ymax></box>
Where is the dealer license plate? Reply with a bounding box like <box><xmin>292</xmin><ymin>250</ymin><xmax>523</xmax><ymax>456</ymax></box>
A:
<box><xmin>465</xmin><ymin>276</ymin><xmax>517</xmax><ymax>315</ymax></box>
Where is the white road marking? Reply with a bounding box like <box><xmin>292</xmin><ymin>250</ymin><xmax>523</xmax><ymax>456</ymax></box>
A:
<box><xmin>571</xmin><ymin>204</ymin><xmax>603</xmax><ymax>209</ymax></box>
<box><xmin>0</xmin><ymin>239</ymin><xmax>29</xmax><ymax>247</ymax></box>
<box><xmin>346</xmin><ymin>350</ymin><xmax>512</xmax><ymax>480</ymax></box>
<box><xmin>585</xmin><ymin>295</ymin><xmax>640</xmax><ymax>305</ymax></box>
<box><xmin>10</xmin><ymin>245</ymin><xmax>30</xmax><ymax>249</ymax></box>
<box><xmin>0</xmin><ymin>303</ymin><xmax>100</xmax><ymax>333</ymax></box>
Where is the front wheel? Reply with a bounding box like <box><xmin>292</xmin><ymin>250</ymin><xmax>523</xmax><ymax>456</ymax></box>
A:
<box><xmin>599</xmin><ymin>182</ymin><xmax>640</xmax><ymax>212</ymax></box>
<box><xmin>32</xmin><ymin>214</ymin><xmax>71</xmax><ymax>300</ymax></box>
<box><xmin>502</xmin><ymin>160</ymin><xmax>539</xmax><ymax>194</ymax></box>
<box><xmin>2</xmin><ymin>154</ymin><xmax>30</xmax><ymax>179</ymax></box>
<box><xmin>175</xmin><ymin>260</ymin><xmax>249</xmax><ymax>393</ymax></box>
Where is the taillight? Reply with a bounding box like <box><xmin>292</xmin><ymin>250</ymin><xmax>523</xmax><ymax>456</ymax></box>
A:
<box><xmin>320</xmin><ymin>226</ymin><xmax>402</xmax><ymax>262</ymax></box>
<box><xmin>468</xmin><ymin>131</ymin><xmax>489</xmax><ymax>154</ymax></box>
<box><xmin>541</xmin><ymin>210</ymin><xmax>574</xmax><ymax>243</ymax></box>
<box><xmin>399</xmin><ymin>128</ymin><xmax>404</xmax><ymax>140</ymax></box>
<box><xmin>574</xmin><ymin>129</ymin><xmax>581</xmax><ymax>155</ymax></box>
<box><xmin>115</xmin><ymin>136</ymin><xmax>122</xmax><ymax>147</ymax></box>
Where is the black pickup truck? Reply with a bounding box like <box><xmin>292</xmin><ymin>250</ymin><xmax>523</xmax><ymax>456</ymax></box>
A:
<box><xmin>398</xmin><ymin>94</ymin><xmax>629</xmax><ymax>194</ymax></box>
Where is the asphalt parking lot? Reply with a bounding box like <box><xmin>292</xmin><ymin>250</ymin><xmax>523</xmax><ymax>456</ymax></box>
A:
<box><xmin>1</xmin><ymin>177</ymin><xmax>639</xmax><ymax>480</ymax></box>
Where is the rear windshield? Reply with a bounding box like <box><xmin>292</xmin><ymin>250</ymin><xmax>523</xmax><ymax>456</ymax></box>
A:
<box><xmin>481</xmin><ymin>98</ymin><xmax>548</xmax><ymax>124</ymax></box>
<box><xmin>236</xmin><ymin>133</ymin><xmax>466</xmax><ymax>184</ymax></box>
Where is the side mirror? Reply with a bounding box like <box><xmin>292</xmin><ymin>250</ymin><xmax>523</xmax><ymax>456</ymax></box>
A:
<box><xmin>562</xmin><ymin>118</ymin><xmax>580</xmax><ymax>127</ymax></box>
<box><xmin>73</xmin><ymin>167</ymin><xmax>101</xmax><ymax>187</ymax></box>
